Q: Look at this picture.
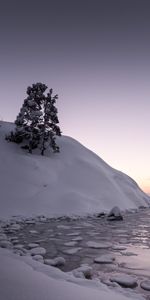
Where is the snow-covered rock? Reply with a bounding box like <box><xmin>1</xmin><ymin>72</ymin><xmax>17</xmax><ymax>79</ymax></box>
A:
<box><xmin>110</xmin><ymin>274</ymin><xmax>138</xmax><ymax>288</ymax></box>
<box><xmin>0</xmin><ymin>234</ymin><xmax>7</xmax><ymax>241</ymax></box>
<box><xmin>28</xmin><ymin>243</ymin><xmax>39</xmax><ymax>249</ymax></box>
<box><xmin>30</xmin><ymin>247</ymin><xmax>46</xmax><ymax>256</ymax></box>
<box><xmin>94</xmin><ymin>254</ymin><xmax>115</xmax><ymax>264</ymax></box>
<box><xmin>0</xmin><ymin>240</ymin><xmax>12</xmax><ymax>248</ymax></box>
<box><xmin>10</xmin><ymin>224</ymin><xmax>21</xmax><ymax>231</ymax></box>
<box><xmin>71</xmin><ymin>265</ymin><xmax>93</xmax><ymax>279</ymax></box>
<box><xmin>13</xmin><ymin>244</ymin><xmax>24</xmax><ymax>250</ymax></box>
<box><xmin>107</xmin><ymin>206</ymin><xmax>123</xmax><ymax>221</ymax></box>
<box><xmin>63</xmin><ymin>247</ymin><xmax>82</xmax><ymax>255</ymax></box>
<box><xmin>140</xmin><ymin>280</ymin><xmax>150</xmax><ymax>291</ymax></box>
<box><xmin>45</xmin><ymin>257</ymin><xmax>66</xmax><ymax>267</ymax></box>
<box><xmin>29</xmin><ymin>230</ymin><xmax>38</xmax><ymax>234</ymax></box>
<box><xmin>0</xmin><ymin>121</ymin><xmax>149</xmax><ymax>219</ymax></box>
<box><xmin>32</xmin><ymin>255</ymin><xmax>44</xmax><ymax>263</ymax></box>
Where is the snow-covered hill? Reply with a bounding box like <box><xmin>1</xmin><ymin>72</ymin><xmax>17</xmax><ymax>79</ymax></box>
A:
<box><xmin>0</xmin><ymin>121</ymin><xmax>149</xmax><ymax>218</ymax></box>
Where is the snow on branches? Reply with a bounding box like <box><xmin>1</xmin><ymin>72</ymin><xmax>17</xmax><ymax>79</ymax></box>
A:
<box><xmin>6</xmin><ymin>83</ymin><xmax>61</xmax><ymax>155</ymax></box>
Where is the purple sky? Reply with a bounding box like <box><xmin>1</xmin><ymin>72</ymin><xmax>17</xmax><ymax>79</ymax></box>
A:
<box><xmin>0</xmin><ymin>0</ymin><xmax>150</xmax><ymax>193</ymax></box>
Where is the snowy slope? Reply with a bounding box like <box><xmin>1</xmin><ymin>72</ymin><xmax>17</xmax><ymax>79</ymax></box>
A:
<box><xmin>0</xmin><ymin>121</ymin><xmax>149</xmax><ymax>218</ymax></box>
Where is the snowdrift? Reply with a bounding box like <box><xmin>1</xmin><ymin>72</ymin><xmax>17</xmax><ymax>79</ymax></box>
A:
<box><xmin>0</xmin><ymin>121</ymin><xmax>149</xmax><ymax>218</ymax></box>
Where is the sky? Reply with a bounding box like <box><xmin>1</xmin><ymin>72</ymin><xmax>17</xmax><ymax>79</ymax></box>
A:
<box><xmin>0</xmin><ymin>0</ymin><xmax>150</xmax><ymax>193</ymax></box>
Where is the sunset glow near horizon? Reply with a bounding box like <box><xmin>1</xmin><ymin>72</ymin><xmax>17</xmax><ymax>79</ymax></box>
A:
<box><xmin>0</xmin><ymin>0</ymin><xmax>150</xmax><ymax>193</ymax></box>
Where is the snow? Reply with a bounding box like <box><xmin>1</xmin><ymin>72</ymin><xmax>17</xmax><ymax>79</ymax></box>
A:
<box><xmin>0</xmin><ymin>248</ymin><xmax>144</xmax><ymax>300</ymax></box>
<box><xmin>0</xmin><ymin>121</ymin><xmax>149</xmax><ymax>219</ymax></box>
<box><xmin>0</xmin><ymin>121</ymin><xmax>149</xmax><ymax>300</ymax></box>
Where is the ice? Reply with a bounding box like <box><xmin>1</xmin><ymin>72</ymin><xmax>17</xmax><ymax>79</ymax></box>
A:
<box><xmin>63</xmin><ymin>247</ymin><xmax>82</xmax><ymax>254</ymax></box>
<box><xmin>121</xmin><ymin>251</ymin><xmax>138</xmax><ymax>256</ymax></box>
<box><xmin>57</xmin><ymin>225</ymin><xmax>71</xmax><ymax>229</ymax></box>
<box><xmin>67</xmin><ymin>232</ymin><xmax>81</xmax><ymax>236</ymax></box>
<box><xmin>112</xmin><ymin>245</ymin><xmax>127</xmax><ymax>251</ymax></box>
<box><xmin>94</xmin><ymin>254</ymin><xmax>115</xmax><ymax>264</ymax></box>
<box><xmin>86</xmin><ymin>241</ymin><xmax>112</xmax><ymax>249</ymax></box>
<box><xmin>64</xmin><ymin>241</ymin><xmax>77</xmax><ymax>247</ymax></box>
<box><xmin>72</xmin><ymin>236</ymin><xmax>83</xmax><ymax>241</ymax></box>
<box><xmin>29</xmin><ymin>230</ymin><xmax>38</xmax><ymax>234</ymax></box>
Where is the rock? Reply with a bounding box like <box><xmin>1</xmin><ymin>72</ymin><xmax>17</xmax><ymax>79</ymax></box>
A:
<box><xmin>25</xmin><ymin>220</ymin><xmax>36</xmax><ymax>224</ymax></box>
<box><xmin>110</xmin><ymin>274</ymin><xmax>137</xmax><ymax>288</ymax></box>
<box><xmin>30</xmin><ymin>247</ymin><xmax>46</xmax><ymax>256</ymax></box>
<box><xmin>107</xmin><ymin>206</ymin><xmax>123</xmax><ymax>221</ymax></box>
<box><xmin>39</xmin><ymin>216</ymin><xmax>47</xmax><ymax>222</ymax></box>
<box><xmin>94</xmin><ymin>254</ymin><xmax>115</xmax><ymax>264</ymax></box>
<box><xmin>140</xmin><ymin>280</ymin><xmax>150</xmax><ymax>291</ymax></box>
<box><xmin>86</xmin><ymin>241</ymin><xmax>112</xmax><ymax>249</ymax></box>
<box><xmin>96</xmin><ymin>212</ymin><xmax>106</xmax><ymax>218</ymax></box>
